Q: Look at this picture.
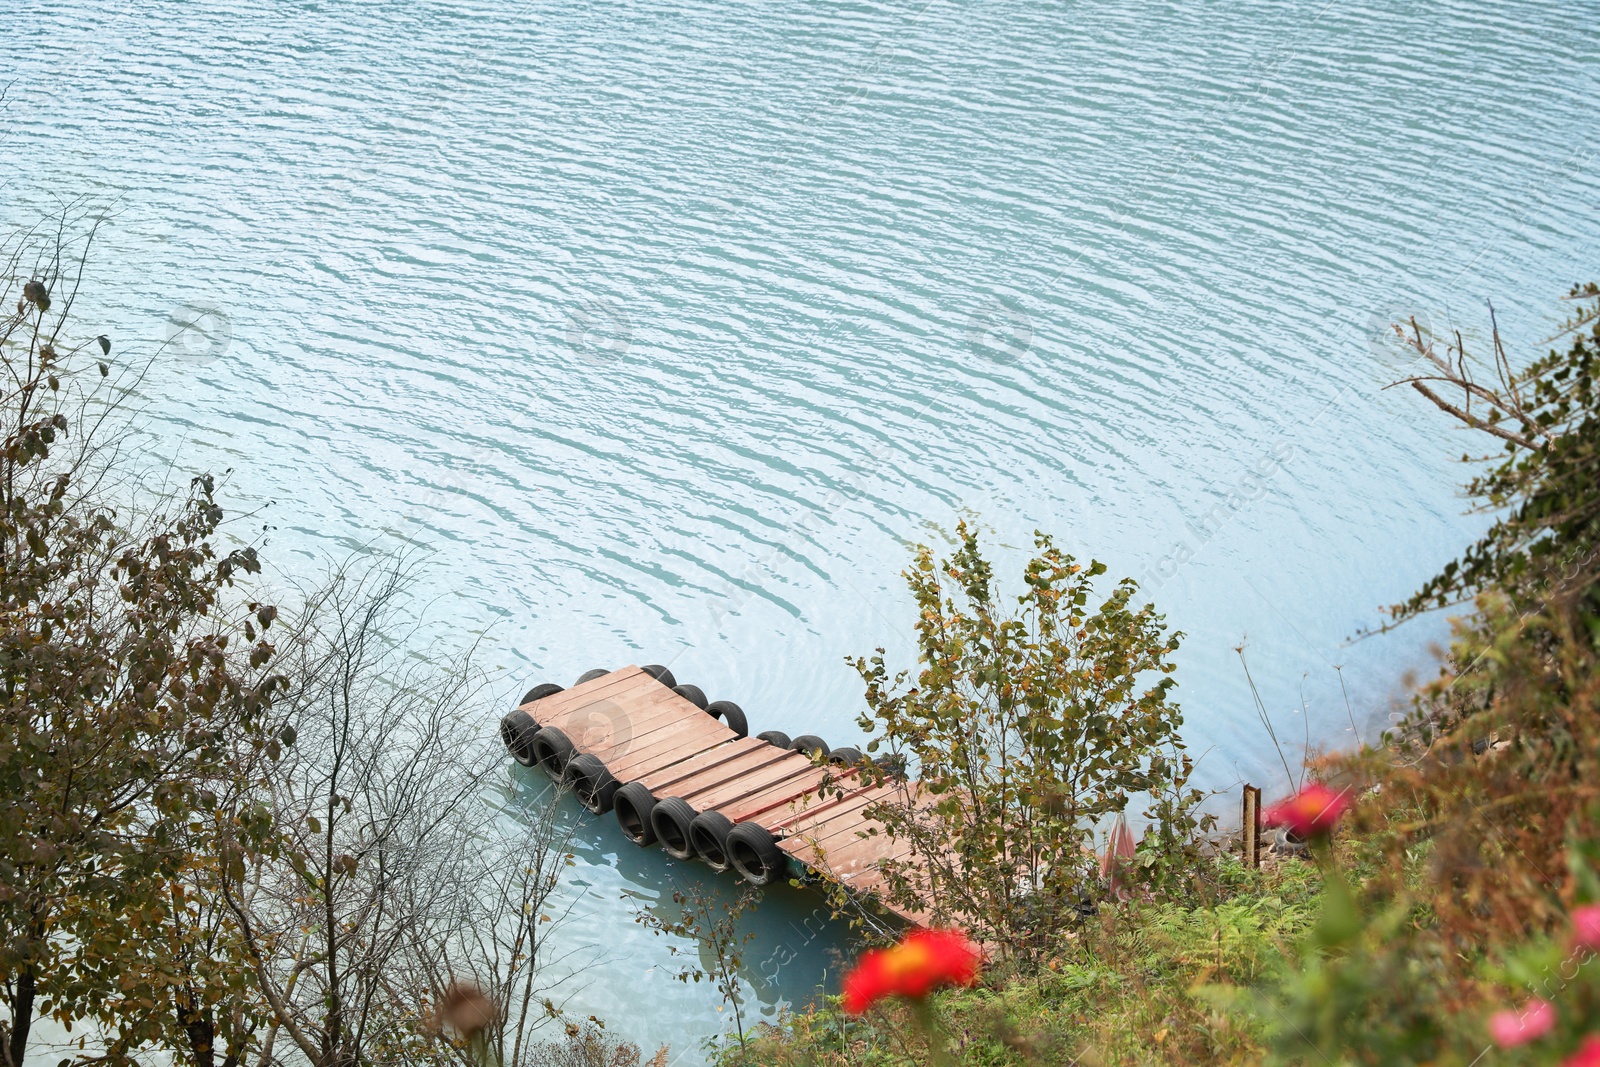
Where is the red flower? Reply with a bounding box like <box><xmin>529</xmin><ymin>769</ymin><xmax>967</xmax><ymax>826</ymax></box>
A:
<box><xmin>1263</xmin><ymin>783</ymin><xmax>1351</xmax><ymax>839</ymax></box>
<box><xmin>841</xmin><ymin>929</ymin><xmax>982</xmax><ymax>1014</ymax></box>
<box><xmin>1488</xmin><ymin>998</ymin><xmax>1555</xmax><ymax>1048</ymax></box>
<box><xmin>1572</xmin><ymin>904</ymin><xmax>1600</xmax><ymax>952</ymax></box>
<box><xmin>1564</xmin><ymin>1035</ymin><xmax>1600</xmax><ymax>1067</ymax></box>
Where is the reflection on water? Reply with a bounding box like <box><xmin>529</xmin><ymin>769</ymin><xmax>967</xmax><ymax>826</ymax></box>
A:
<box><xmin>500</xmin><ymin>766</ymin><xmax>855</xmax><ymax>1059</ymax></box>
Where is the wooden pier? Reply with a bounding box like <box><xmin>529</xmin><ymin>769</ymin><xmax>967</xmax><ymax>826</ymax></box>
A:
<box><xmin>499</xmin><ymin>665</ymin><xmax>931</xmax><ymax>927</ymax></box>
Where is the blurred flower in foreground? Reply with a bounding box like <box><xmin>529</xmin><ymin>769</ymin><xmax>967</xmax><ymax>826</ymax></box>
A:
<box><xmin>1572</xmin><ymin>904</ymin><xmax>1600</xmax><ymax>952</ymax></box>
<box><xmin>1565</xmin><ymin>1034</ymin><xmax>1600</xmax><ymax>1067</ymax></box>
<box><xmin>435</xmin><ymin>980</ymin><xmax>498</xmax><ymax>1041</ymax></box>
<box><xmin>842</xmin><ymin>929</ymin><xmax>982</xmax><ymax>1014</ymax></box>
<box><xmin>1263</xmin><ymin>783</ymin><xmax>1351</xmax><ymax>840</ymax></box>
<box><xmin>1488</xmin><ymin>998</ymin><xmax>1555</xmax><ymax>1048</ymax></box>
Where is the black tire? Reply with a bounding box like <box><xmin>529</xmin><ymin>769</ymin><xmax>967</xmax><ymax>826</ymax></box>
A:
<box><xmin>728</xmin><ymin>822</ymin><xmax>787</xmax><ymax>886</ymax></box>
<box><xmin>519</xmin><ymin>682</ymin><xmax>565</xmax><ymax>707</ymax></box>
<box><xmin>672</xmin><ymin>683</ymin><xmax>709</xmax><ymax>710</ymax></box>
<box><xmin>756</xmin><ymin>730</ymin><xmax>791</xmax><ymax>750</ymax></box>
<box><xmin>790</xmin><ymin>735</ymin><xmax>830</xmax><ymax>759</ymax></box>
<box><xmin>531</xmin><ymin>726</ymin><xmax>576</xmax><ymax>778</ymax></box>
<box><xmin>826</xmin><ymin>746</ymin><xmax>864</xmax><ymax>768</ymax></box>
<box><xmin>576</xmin><ymin>668</ymin><xmax>610</xmax><ymax>685</ymax></box>
<box><xmin>565</xmin><ymin>754</ymin><xmax>620</xmax><ymax>814</ymax></box>
<box><xmin>651</xmin><ymin>797</ymin><xmax>699</xmax><ymax>860</ymax></box>
<box><xmin>641</xmin><ymin>664</ymin><xmax>677</xmax><ymax>689</ymax></box>
<box><xmin>499</xmin><ymin>710</ymin><xmax>541</xmax><ymax>766</ymax></box>
<box><xmin>707</xmin><ymin>700</ymin><xmax>749</xmax><ymax>739</ymax></box>
<box><xmin>614</xmin><ymin>782</ymin><xmax>658</xmax><ymax>846</ymax></box>
<box><xmin>689</xmin><ymin>811</ymin><xmax>736</xmax><ymax>872</ymax></box>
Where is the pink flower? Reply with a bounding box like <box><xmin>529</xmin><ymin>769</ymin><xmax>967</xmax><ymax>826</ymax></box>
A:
<box><xmin>1572</xmin><ymin>904</ymin><xmax>1600</xmax><ymax>952</ymax></box>
<box><xmin>1262</xmin><ymin>783</ymin><xmax>1351</xmax><ymax>839</ymax></box>
<box><xmin>1564</xmin><ymin>1035</ymin><xmax>1600</xmax><ymax>1067</ymax></box>
<box><xmin>1488</xmin><ymin>998</ymin><xmax>1556</xmax><ymax>1048</ymax></box>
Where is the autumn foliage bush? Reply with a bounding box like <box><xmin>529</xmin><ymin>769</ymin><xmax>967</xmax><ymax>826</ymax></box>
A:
<box><xmin>849</xmin><ymin>523</ymin><xmax>1213</xmax><ymax>962</ymax></box>
<box><xmin>0</xmin><ymin>221</ymin><xmax>284</xmax><ymax>1066</ymax></box>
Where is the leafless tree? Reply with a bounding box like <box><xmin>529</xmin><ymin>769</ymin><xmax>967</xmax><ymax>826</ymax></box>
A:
<box><xmin>217</xmin><ymin>554</ymin><xmax>583</xmax><ymax>1067</ymax></box>
<box><xmin>402</xmin><ymin>775</ymin><xmax>604</xmax><ymax>1067</ymax></box>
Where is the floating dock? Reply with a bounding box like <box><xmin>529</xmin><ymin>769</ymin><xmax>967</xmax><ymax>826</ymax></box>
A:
<box><xmin>499</xmin><ymin>665</ymin><xmax>932</xmax><ymax>927</ymax></box>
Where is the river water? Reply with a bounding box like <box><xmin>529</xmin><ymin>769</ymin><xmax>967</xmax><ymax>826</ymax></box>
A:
<box><xmin>5</xmin><ymin>0</ymin><xmax>1598</xmax><ymax>1059</ymax></box>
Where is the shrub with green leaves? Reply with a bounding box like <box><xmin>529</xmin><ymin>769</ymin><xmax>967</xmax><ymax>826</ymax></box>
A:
<box><xmin>850</xmin><ymin>522</ymin><xmax>1212</xmax><ymax>960</ymax></box>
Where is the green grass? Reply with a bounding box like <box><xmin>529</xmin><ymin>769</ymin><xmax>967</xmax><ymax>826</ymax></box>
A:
<box><xmin>717</xmin><ymin>855</ymin><xmax>1326</xmax><ymax>1067</ymax></box>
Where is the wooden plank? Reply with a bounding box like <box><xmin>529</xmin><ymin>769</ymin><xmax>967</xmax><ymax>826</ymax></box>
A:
<box><xmin>817</xmin><ymin>843</ymin><xmax>938</xmax><ymax>930</ymax></box>
<box><xmin>845</xmin><ymin>872</ymin><xmax>937</xmax><ymax>927</ymax></box>
<box><xmin>782</xmin><ymin>817</ymin><xmax>883</xmax><ymax>865</ymax></box>
<box><xmin>518</xmin><ymin>669</ymin><xmax>643</xmax><ymax>720</ymax></box>
<box><xmin>816</xmin><ymin>780</ymin><xmax>928</xmax><ymax>829</ymax></box>
<box><xmin>680</xmin><ymin>755</ymin><xmax>815</xmax><ymax>806</ymax></box>
<box><xmin>767</xmin><ymin>775</ymin><xmax>888</xmax><ymax>830</ymax></box>
<box><xmin>616</xmin><ymin>730</ymin><xmax>750</xmax><ymax>780</ymax></box>
<box><xmin>688</xmin><ymin>759</ymin><xmax>824</xmax><ymax>815</ymax></box>
<box><xmin>624</xmin><ymin>742</ymin><xmax>742</xmax><ymax>783</ymax></box>
<box><xmin>752</xmin><ymin>783</ymin><xmax>876</xmax><ymax>831</ymax></box>
<box><xmin>720</xmin><ymin>772</ymin><xmax>846</xmax><ymax>824</ymax></box>
<box><xmin>529</xmin><ymin>693</ymin><xmax>673</xmax><ymax>744</ymax></box>
<box><xmin>535</xmin><ymin>679</ymin><xmax>719</xmax><ymax>757</ymax></box>
<box><xmin>768</xmin><ymin>784</ymin><xmax>895</xmax><ymax>837</ymax></box>
<box><xmin>632</xmin><ymin>737</ymin><xmax>765</xmax><ymax>790</ymax></box>
<box><xmin>521</xmin><ymin>666</ymin><xmax>651</xmax><ymax>720</ymax></box>
<box><xmin>849</xmin><ymin>854</ymin><xmax>930</xmax><ymax>895</ymax></box>
<box><xmin>609</xmin><ymin>737</ymin><xmax>730</xmax><ymax>783</ymax></box>
<box><xmin>816</xmin><ymin>831</ymin><xmax>915</xmax><ymax>873</ymax></box>
<box><xmin>603</xmin><ymin>719</ymin><xmax>735</xmax><ymax>780</ymax></box>
<box><xmin>641</xmin><ymin>740</ymin><xmax>792</xmax><ymax>796</ymax></box>
<box><xmin>735</xmin><ymin>767</ymin><xmax>870</xmax><ymax>826</ymax></box>
<box><xmin>636</xmin><ymin>736</ymin><xmax>768</xmax><ymax>789</ymax></box>
<box><xmin>781</xmin><ymin>800</ymin><xmax>897</xmax><ymax>861</ymax></box>
<box><xmin>787</xmin><ymin>827</ymin><xmax>911</xmax><ymax>875</ymax></box>
<box><xmin>534</xmin><ymin>676</ymin><xmax>684</xmax><ymax>732</ymax></box>
<box><xmin>537</xmin><ymin>688</ymin><xmax>683</xmax><ymax>754</ymax></box>
<box><xmin>576</xmin><ymin>700</ymin><xmax>717</xmax><ymax>765</ymax></box>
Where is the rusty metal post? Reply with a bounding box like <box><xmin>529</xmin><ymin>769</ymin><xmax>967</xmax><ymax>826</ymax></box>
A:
<box><xmin>1242</xmin><ymin>785</ymin><xmax>1262</xmax><ymax>868</ymax></box>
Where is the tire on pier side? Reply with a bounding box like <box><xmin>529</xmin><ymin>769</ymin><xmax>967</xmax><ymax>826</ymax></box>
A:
<box><xmin>756</xmin><ymin>730</ymin><xmax>791</xmax><ymax>750</ymax></box>
<box><xmin>705</xmin><ymin>700</ymin><xmax>748</xmax><ymax>738</ymax></box>
<box><xmin>499</xmin><ymin>710</ymin><xmax>541</xmax><ymax>767</ymax></box>
<box><xmin>650</xmin><ymin>797</ymin><xmax>699</xmax><ymax>860</ymax></box>
<box><xmin>727</xmin><ymin>822</ymin><xmax>787</xmax><ymax>886</ymax></box>
<box><xmin>565</xmin><ymin>754</ymin><xmax>620</xmax><ymax>814</ymax></box>
<box><xmin>689</xmin><ymin>811</ymin><xmax>736</xmax><ymax>872</ymax></box>
<box><xmin>531</xmin><ymin>726</ymin><xmax>576</xmax><ymax>779</ymax></box>
<box><xmin>641</xmin><ymin>664</ymin><xmax>677</xmax><ymax>689</ymax></box>
<box><xmin>614</xmin><ymin>783</ymin><xmax>659</xmax><ymax>846</ymax></box>
<box><xmin>825</xmin><ymin>746</ymin><xmax>864</xmax><ymax>768</ymax></box>
<box><xmin>789</xmin><ymin>735</ymin><xmax>829</xmax><ymax>759</ymax></box>
<box><xmin>672</xmin><ymin>683</ymin><xmax>709</xmax><ymax>710</ymax></box>
<box><xmin>575</xmin><ymin>668</ymin><xmax>610</xmax><ymax>685</ymax></box>
<box><xmin>519</xmin><ymin>682</ymin><xmax>565</xmax><ymax>707</ymax></box>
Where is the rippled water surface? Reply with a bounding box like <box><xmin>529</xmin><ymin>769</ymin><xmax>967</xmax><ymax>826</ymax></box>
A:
<box><xmin>6</xmin><ymin>0</ymin><xmax>1598</xmax><ymax>1057</ymax></box>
